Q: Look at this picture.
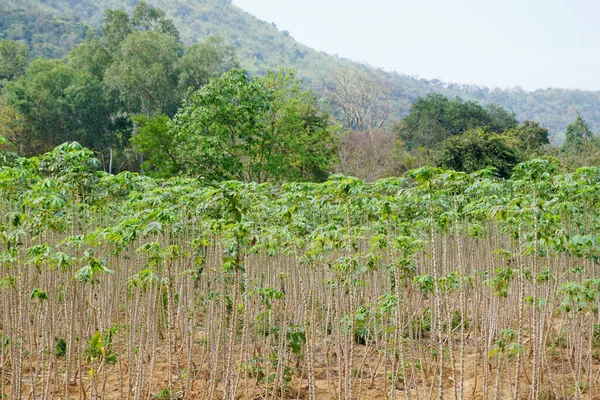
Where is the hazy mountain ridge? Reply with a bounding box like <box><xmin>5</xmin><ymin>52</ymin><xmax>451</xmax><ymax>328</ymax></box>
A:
<box><xmin>3</xmin><ymin>0</ymin><xmax>600</xmax><ymax>141</ymax></box>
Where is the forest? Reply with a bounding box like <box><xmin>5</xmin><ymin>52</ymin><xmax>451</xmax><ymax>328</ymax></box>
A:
<box><xmin>2</xmin><ymin>1</ymin><xmax>600</xmax><ymax>181</ymax></box>
<box><xmin>3</xmin><ymin>0</ymin><xmax>600</xmax><ymax>141</ymax></box>
<box><xmin>2</xmin><ymin>1</ymin><xmax>600</xmax><ymax>399</ymax></box>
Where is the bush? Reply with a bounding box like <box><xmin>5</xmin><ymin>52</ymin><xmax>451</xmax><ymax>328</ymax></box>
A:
<box><xmin>434</xmin><ymin>128</ymin><xmax>520</xmax><ymax>178</ymax></box>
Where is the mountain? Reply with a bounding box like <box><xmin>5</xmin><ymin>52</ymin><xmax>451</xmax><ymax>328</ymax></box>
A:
<box><xmin>3</xmin><ymin>0</ymin><xmax>600</xmax><ymax>142</ymax></box>
<box><xmin>0</xmin><ymin>1</ymin><xmax>88</xmax><ymax>59</ymax></box>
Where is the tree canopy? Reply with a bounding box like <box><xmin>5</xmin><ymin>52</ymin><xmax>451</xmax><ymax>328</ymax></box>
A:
<box><xmin>3</xmin><ymin>58</ymin><xmax>115</xmax><ymax>155</ymax></box>
<box><xmin>504</xmin><ymin>120</ymin><xmax>549</xmax><ymax>155</ymax></box>
<box><xmin>563</xmin><ymin>115</ymin><xmax>593</xmax><ymax>151</ymax></box>
<box><xmin>104</xmin><ymin>31</ymin><xmax>182</xmax><ymax>116</ymax></box>
<box><xmin>396</xmin><ymin>93</ymin><xmax>518</xmax><ymax>150</ymax></box>
<box><xmin>433</xmin><ymin>128</ymin><xmax>520</xmax><ymax>178</ymax></box>
<box><xmin>0</xmin><ymin>40</ymin><xmax>29</xmax><ymax>84</ymax></box>
<box><xmin>2</xmin><ymin>1</ymin><xmax>600</xmax><ymax>181</ymax></box>
<box><xmin>134</xmin><ymin>69</ymin><xmax>339</xmax><ymax>182</ymax></box>
<box><xmin>1</xmin><ymin>2</ymin><xmax>239</xmax><ymax>172</ymax></box>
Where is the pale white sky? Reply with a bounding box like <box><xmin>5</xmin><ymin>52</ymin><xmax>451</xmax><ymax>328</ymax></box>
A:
<box><xmin>232</xmin><ymin>0</ymin><xmax>600</xmax><ymax>91</ymax></box>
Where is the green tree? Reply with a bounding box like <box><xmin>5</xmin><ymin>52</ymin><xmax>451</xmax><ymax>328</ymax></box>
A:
<box><xmin>150</xmin><ymin>69</ymin><xmax>339</xmax><ymax>181</ymax></box>
<box><xmin>486</xmin><ymin>103</ymin><xmax>519</xmax><ymax>133</ymax></box>
<box><xmin>3</xmin><ymin>58</ymin><xmax>117</xmax><ymax>160</ymax></box>
<box><xmin>555</xmin><ymin>115</ymin><xmax>600</xmax><ymax>169</ymax></box>
<box><xmin>130</xmin><ymin>114</ymin><xmax>180</xmax><ymax>176</ymax></box>
<box><xmin>434</xmin><ymin>128</ymin><xmax>520</xmax><ymax>178</ymax></box>
<box><xmin>0</xmin><ymin>40</ymin><xmax>29</xmax><ymax>84</ymax></box>
<box><xmin>130</xmin><ymin>1</ymin><xmax>180</xmax><ymax>41</ymax></box>
<box><xmin>0</xmin><ymin>96</ymin><xmax>33</xmax><ymax>153</ymax></box>
<box><xmin>102</xmin><ymin>1</ymin><xmax>180</xmax><ymax>54</ymax></box>
<box><xmin>102</xmin><ymin>9</ymin><xmax>133</xmax><ymax>54</ymax></box>
<box><xmin>395</xmin><ymin>94</ymin><xmax>452</xmax><ymax>149</ymax></box>
<box><xmin>155</xmin><ymin>69</ymin><xmax>268</xmax><ymax>180</ymax></box>
<box><xmin>178</xmin><ymin>37</ymin><xmax>238</xmax><ymax>92</ymax></box>
<box><xmin>396</xmin><ymin>94</ymin><xmax>517</xmax><ymax>150</ymax></box>
<box><xmin>262</xmin><ymin>69</ymin><xmax>340</xmax><ymax>182</ymax></box>
<box><xmin>104</xmin><ymin>31</ymin><xmax>182</xmax><ymax>116</ymax></box>
<box><xmin>4</xmin><ymin>59</ymin><xmax>81</xmax><ymax>153</ymax></box>
<box><xmin>101</xmin><ymin>3</ymin><xmax>236</xmax><ymax>116</ymax></box>
<box><xmin>504</xmin><ymin>121</ymin><xmax>549</xmax><ymax>155</ymax></box>
<box><xmin>563</xmin><ymin>115</ymin><xmax>593</xmax><ymax>151</ymax></box>
<box><xmin>2</xmin><ymin>2</ymin><xmax>237</xmax><ymax>172</ymax></box>
<box><xmin>67</xmin><ymin>32</ymin><xmax>113</xmax><ymax>80</ymax></box>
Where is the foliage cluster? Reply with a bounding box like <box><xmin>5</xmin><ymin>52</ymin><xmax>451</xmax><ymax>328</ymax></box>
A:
<box><xmin>134</xmin><ymin>69</ymin><xmax>338</xmax><ymax>181</ymax></box>
<box><xmin>396</xmin><ymin>93</ymin><xmax>518</xmax><ymax>150</ymax></box>
<box><xmin>388</xmin><ymin>93</ymin><xmax>600</xmax><ymax>179</ymax></box>
<box><xmin>0</xmin><ymin>3</ymin><xmax>239</xmax><ymax>172</ymax></box>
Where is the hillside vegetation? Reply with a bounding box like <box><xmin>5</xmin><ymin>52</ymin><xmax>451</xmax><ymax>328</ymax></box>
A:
<box><xmin>0</xmin><ymin>1</ymin><xmax>88</xmax><ymax>59</ymax></box>
<box><xmin>3</xmin><ymin>0</ymin><xmax>600</xmax><ymax>141</ymax></box>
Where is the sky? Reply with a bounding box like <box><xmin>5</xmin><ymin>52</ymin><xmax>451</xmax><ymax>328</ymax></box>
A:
<box><xmin>231</xmin><ymin>0</ymin><xmax>600</xmax><ymax>91</ymax></box>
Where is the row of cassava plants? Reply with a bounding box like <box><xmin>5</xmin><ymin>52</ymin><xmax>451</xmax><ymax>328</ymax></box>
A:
<box><xmin>1</xmin><ymin>142</ymin><xmax>600</xmax><ymax>399</ymax></box>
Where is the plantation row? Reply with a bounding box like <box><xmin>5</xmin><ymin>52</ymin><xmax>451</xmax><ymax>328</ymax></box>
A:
<box><xmin>1</xmin><ymin>142</ymin><xmax>600</xmax><ymax>399</ymax></box>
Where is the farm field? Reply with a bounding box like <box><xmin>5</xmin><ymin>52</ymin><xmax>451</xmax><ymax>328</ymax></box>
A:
<box><xmin>2</xmin><ymin>143</ymin><xmax>600</xmax><ymax>399</ymax></box>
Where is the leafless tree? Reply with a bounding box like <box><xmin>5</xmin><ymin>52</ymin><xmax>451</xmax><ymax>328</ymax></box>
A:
<box><xmin>335</xmin><ymin>129</ymin><xmax>400</xmax><ymax>181</ymax></box>
<box><xmin>323</xmin><ymin>68</ymin><xmax>392</xmax><ymax>133</ymax></box>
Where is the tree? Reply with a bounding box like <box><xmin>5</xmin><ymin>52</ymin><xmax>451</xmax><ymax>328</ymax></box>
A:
<box><xmin>396</xmin><ymin>94</ymin><xmax>517</xmax><ymax>150</ymax></box>
<box><xmin>434</xmin><ymin>128</ymin><xmax>520</xmax><ymax>178</ymax></box>
<box><xmin>65</xmin><ymin>71</ymin><xmax>121</xmax><ymax>170</ymax></box>
<box><xmin>130</xmin><ymin>1</ymin><xmax>180</xmax><ymax>41</ymax></box>
<box><xmin>486</xmin><ymin>103</ymin><xmax>519</xmax><ymax>132</ymax></box>
<box><xmin>178</xmin><ymin>37</ymin><xmax>238</xmax><ymax>92</ymax></box>
<box><xmin>3</xmin><ymin>59</ymin><xmax>117</xmax><ymax>159</ymax></box>
<box><xmin>102</xmin><ymin>1</ymin><xmax>180</xmax><ymax>53</ymax></box>
<box><xmin>104</xmin><ymin>31</ymin><xmax>182</xmax><ymax>116</ymax></box>
<box><xmin>130</xmin><ymin>114</ymin><xmax>180</xmax><ymax>176</ymax></box>
<box><xmin>446</xmin><ymin>99</ymin><xmax>495</xmax><ymax>135</ymax></box>
<box><xmin>263</xmin><ymin>70</ymin><xmax>340</xmax><ymax>182</ymax></box>
<box><xmin>563</xmin><ymin>115</ymin><xmax>593</xmax><ymax>151</ymax></box>
<box><xmin>2</xmin><ymin>2</ymin><xmax>237</xmax><ymax>173</ymax></box>
<box><xmin>396</xmin><ymin>94</ymin><xmax>455</xmax><ymax>150</ymax></box>
<box><xmin>147</xmin><ymin>69</ymin><xmax>339</xmax><ymax>181</ymax></box>
<box><xmin>102</xmin><ymin>9</ymin><xmax>133</xmax><ymax>53</ymax></box>
<box><xmin>504</xmin><ymin>121</ymin><xmax>549</xmax><ymax>155</ymax></box>
<box><xmin>554</xmin><ymin>115</ymin><xmax>600</xmax><ymax>169</ymax></box>
<box><xmin>0</xmin><ymin>96</ymin><xmax>32</xmax><ymax>154</ymax></box>
<box><xmin>4</xmin><ymin>59</ymin><xmax>82</xmax><ymax>153</ymax></box>
<box><xmin>323</xmin><ymin>69</ymin><xmax>401</xmax><ymax>181</ymax></box>
<box><xmin>0</xmin><ymin>40</ymin><xmax>29</xmax><ymax>84</ymax></box>
<box><xmin>104</xmin><ymin>32</ymin><xmax>237</xmax><ymax>117</ymax></box>
<box><xmin>336</xmin><ymin>130</ymin><xmax>401</xmax><ymax>181</ymax></box>
<box><xmin>67</xmin><ymin>32</ymin><xmax>113</xmax><ymax>80</ymax></box>
<box><xmin>0</xmin><ymin>134</ymin><xmax>18</xmax><ymax>166</ymax></box>
<box><xmin>323</xmin><ymin>68</ymin><xmax>391</xmax><ymax>132</ymax></box>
